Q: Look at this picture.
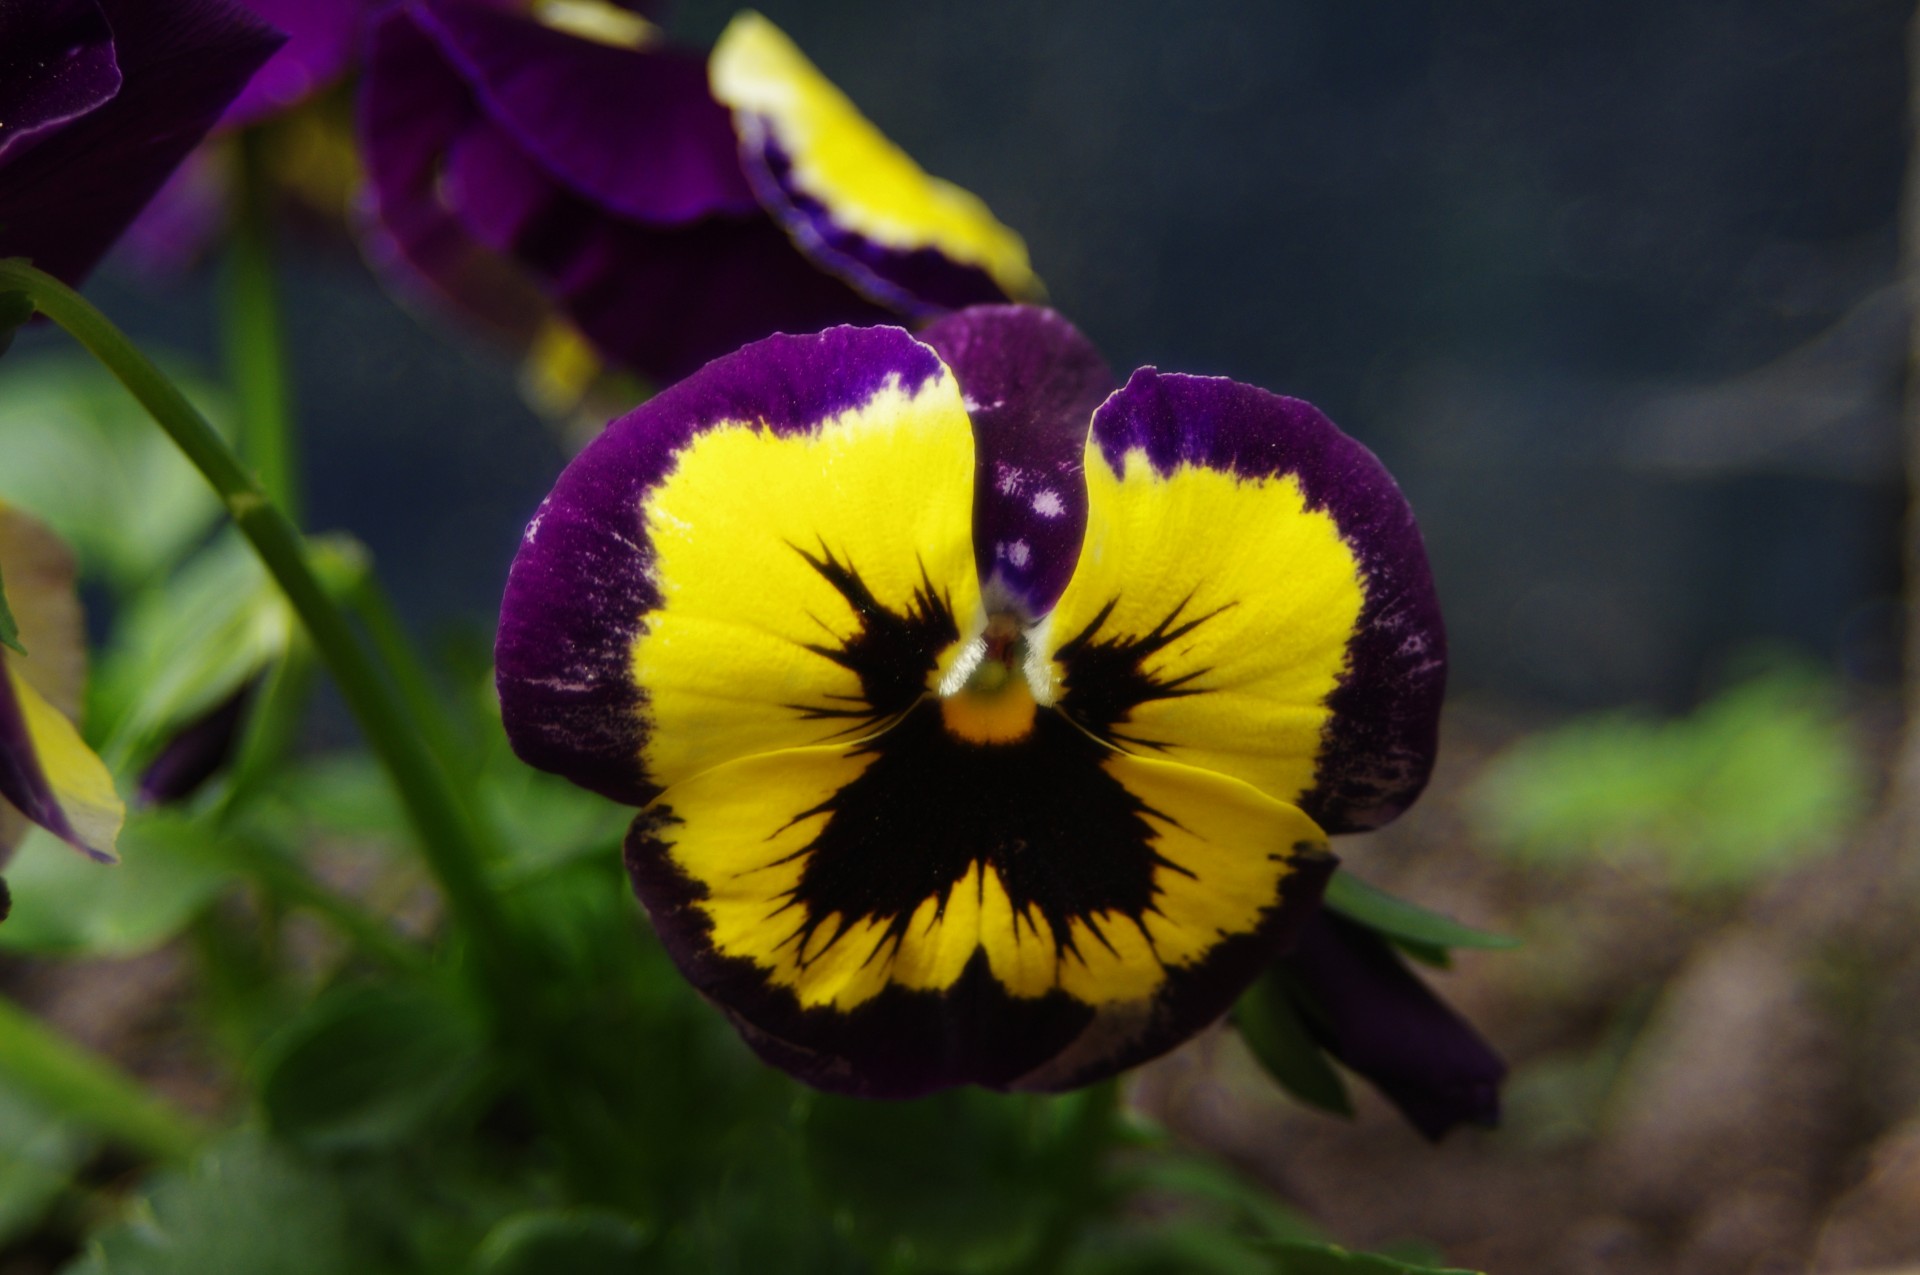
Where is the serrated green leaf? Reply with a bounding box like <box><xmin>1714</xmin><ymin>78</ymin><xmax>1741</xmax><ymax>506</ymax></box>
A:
<box><xmin>63</xmin><ymin>1132</ymin><xmax>376</xmax><ymax>1275</ymax></box>
<box><xmin>1323</xmin><ymin>874</ymin><xmax>1517</xmax><ymax>953</ymax></box>
<box><xmin>0</xmin><ymin>814</ymin><xmax>239</xmax><ymax>956</ymax></box>
<box><xmin>800</xmin><ymin>1088</ymin><xmax>1074</xmax><ymax>1271</ymax></box>
<box><xmin>256</xmin><ymin>981</ymin><xmax>489</xmax><ymax>1153</ymax></box>
<box><xmin>1264</xmin><ymin>1239</ymin><xmax>1482</xmax><ymax>1274</ymax></box>
<box><xmin>0</xmin><ymin>563</ymin><xmax>24</xmax><ymax>655</ymax></box>
<box><xmin>1234</xmin><ymin>975</ymin><xmax>1353</xmax><ymax>1118</ymax></box>
<box><xmin>470</xmin><ymin>1209</ymin><xmax>650</xmax><ymax>1275</ymax></box>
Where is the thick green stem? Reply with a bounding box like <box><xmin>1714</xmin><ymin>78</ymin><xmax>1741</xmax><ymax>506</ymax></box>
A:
<box><xmin>0</xmin><ymin>260</ymin><xmax>525</xmax><ymax>1005</ymax></box>
<box><xmin>1015</xmin><ymin>1081</ymin><xmax>1121</xmax><ymax>1275</ymax></box>
<box><xmin>0</xmin><ymin>994</ymin><xmax>203</xmax><ymax>1161</ymax></box>
<box><xmin>345</xmin><ymin>570</ymin><xmax>477</xmax><ymax>780</ymax></box>
<box><xmin>221</xmin><ymin>130</ymin><xmax>300</xmax><ymax>521</ymax></box>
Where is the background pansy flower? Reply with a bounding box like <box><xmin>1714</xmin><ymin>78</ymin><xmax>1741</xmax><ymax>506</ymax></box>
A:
<box><xmin>0</xmin><ymin>0</ymin><xmax>284</xmax><ymax>286</ymax></box>
<box><xmin>358</xmin><ymin>3</ymin><xmax>1040</xmax><ymax>385</ymax></box>
<box><xmin>498</xmin><ymin>305</ymin><xmax>1445</xmax><ymax>1096</ymax></box>
<box><xmin>0</xmin><ymin>503</ymin><xmax>123</xmax><ymax>866</ymax></box>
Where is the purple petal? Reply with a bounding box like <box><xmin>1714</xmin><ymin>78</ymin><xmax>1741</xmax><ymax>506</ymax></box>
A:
<box><xmin>410</xmin><ymin>0</ymin><xmax>757</xmax><ymax>224</ymax></box>
<box><xmin>1086</xmin><ymin>372</ymin><xmax>1446</xmax><ymax>835</ymax></box>
<box><xmin>0</xmin><ymin>0</ymin><xmax>121</xmax><ymax>160</ymax></box>
<box><xmin>0</xmin><ymin>0</ymin><xmax>284</xmax><ymax>285</ymax></box>
<box><xmin>357</xmin><ymin>4</ymin><xmax>549</xmax><ymax>340</ymax></box>
<box><xmin>922</xmin><ymin>305</ymin><xmax>1113</xmax><ymax>621</ymax></box>
<box><xmin>221</xmin><ymin>0</ymin><xmax>366</xmax><ymax>128</ymax></box>
<box><xmin>358</xmin><ymin>5</ymin><xmax>888</xmax><ymax>381</ymax></box>
<box><xmin>496</xmin><ymin>324</ymin><xmax>950</xmax><ymax>805</ymax></box>
<box><xmin>137</xmin><ymin>681</ymin><xmax>256</xmax><ymax>806</ymax></box>
<box><xmin>1279</xmin><ymin>911</ymin><xmax>1505</xmax><ymax>1140</ymax></box>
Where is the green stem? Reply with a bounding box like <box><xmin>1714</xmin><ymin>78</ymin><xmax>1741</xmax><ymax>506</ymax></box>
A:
<box><xmin>1015</xmin><ymin>1081</ymin><xmax>1121</xmax><ymax>1275</ymax></box>
<box><xmin>0</xmin><ymin>259</ymin><xmax>524</xmax><ymax>1005</ymax></box>
<box><xmin>345</xmin><ymin>571</ymin><xmax>476</xmax><ymax>780</ymax></box>
<box><xmin>221</xmin><ymin>129</ymin><xmax>300</xmax><ymax>521</ymax></box>
<box><xmin>0</xmin><ymin>994</ymin><xmax>203</xmax><ymax>1161</ymax></box>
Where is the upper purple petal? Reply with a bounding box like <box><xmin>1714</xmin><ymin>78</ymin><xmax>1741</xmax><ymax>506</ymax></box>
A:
<box><xmin>1087</xmin><ymin>371</ymin><xmax>1446</xmax><ymax>835</ymax></box>
<box><xmin>0</xmin><ymin>0</ymin><xmax>284</xmax><ymax>285</ymax></box>
<box><xmin>1280</xmin><ymin>911</ymin><xmax>1505</xmax><ymax>1141</ymax></box>
<box><xmin>409</xmin><ymin>0</ymin><xmax>757</xmax><ymax>225</ymax></box>
<box><xmin>358</xmin><ymin>4</ymin><xmax>889</xmax><ymax>382</ymax></box>
<box><xmin>496</xmin><ymin>323</ymin><xmax>948</xmax><ymax>804</ymax></box>
<box><xmin>921</xmin><ymin>305</ymin><xmax>1113</xmax><ymax>621</ymax></box>
<box><xmin>0</xmin><ymin>0</ymin><xmax>121</xmax><ymax>160</ymax></box>
<box><xmin>220</xmin><ymin>0</ymin><xmax>365</xmax><ymax>127</ymax></box>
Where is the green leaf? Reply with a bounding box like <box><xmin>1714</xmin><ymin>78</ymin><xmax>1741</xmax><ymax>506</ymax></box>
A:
<box><xmin>0</xmin><ymin>352</ymin><xmax>230</xmax><ymax>594</ymax></box>
<box><xmin>470</xmin><ymin>1209</ymin><xmax>650</xmax><ymax>1275</ymax></box>
<box><xmin>800</xmin><ymin>1088</ymin><xmax>1077</xmax><ymax>1271</ymax></box>
<box><xmin>90</xmin><ymin>533</ymin><xmax>290</xmax><ymax>759</ymax></box>
<box><xmin>0</xmin><ymin>1079</ymin><xmax>91</xmax><ymax>1246</ymax></box>
<box><xmin>1323</xmin><ymin>874</ymin><xmax>1517</xmax><ymax>953</ymax></box>
<box><xmin>0</xmin><ymin>814</ymin><xmax>239</xmax><ymax>956</ymax></box>
<box><xmin>1234</xmin><ymin>975</ymin><xmax>1353</xmax><ymax>1118</ymax></box>
<box><xmin>0</xmin><ymin>562</ymin><xmax>24</xmax><ymax>655</ymax></box>
<box><xmin>1467</xmin><ymin>660</ymin><xmax>1867</xmax><ymax>892</ymax></box>
<box><xmin>255</xmin><ymin>981</ymin><xmax>489</xmax><ymax>1153</ymax></box>
<box><xmin>64</xmin><ymin>1133</ymin><xmax>375</xmax><ymax>1275</ymax></box>
<box><xmin>1263</xmin><ymin>1239</ymin><xmax>1482</xmax><ymax>1274</ymax></box>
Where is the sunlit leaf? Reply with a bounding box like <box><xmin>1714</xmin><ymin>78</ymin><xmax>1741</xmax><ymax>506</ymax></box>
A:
<box><xmin>1468</xmin><ymin>662</ymin><xmax>1867</xmax><ymax>891</ymax></box>
<box><xmin>0</xmin><ymin>353</ymin><xmax>231</xmax><ymax>594</ymax></box>
<box><xmin>0</xmin><ymin>814</ymin><xmax>238</xmax><ymax>956</ymax></box>
<box><xmin>1263</xmin><ymin>1240</ymin><xmax>1482</xmax><ymax>1274</ymax></box>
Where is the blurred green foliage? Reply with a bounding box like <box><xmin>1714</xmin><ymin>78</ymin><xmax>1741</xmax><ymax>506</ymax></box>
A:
<box><xmin>1467</xmin><ymin>663</ymin><xmax>1868</xmax><ymax>892</ymax></box>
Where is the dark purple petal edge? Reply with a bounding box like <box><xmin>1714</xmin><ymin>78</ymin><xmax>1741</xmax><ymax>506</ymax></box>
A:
<box><xmin>1088</xmin><ymin>370</ymin><xmax>1446</xmax><ymax>835</ymax></box>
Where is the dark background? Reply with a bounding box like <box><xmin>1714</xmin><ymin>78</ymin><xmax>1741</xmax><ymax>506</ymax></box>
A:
<box><xmin>82</xmin><ymin>0</ymin><xmax>1914</xmax><ymax>711</ymax></box>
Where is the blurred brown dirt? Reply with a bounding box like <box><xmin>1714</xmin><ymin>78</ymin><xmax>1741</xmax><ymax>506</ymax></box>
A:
<box><xmin>1137</xmin><ymin>698</ymin><xmax>1920</xmax><ymax>1275</ymax></box>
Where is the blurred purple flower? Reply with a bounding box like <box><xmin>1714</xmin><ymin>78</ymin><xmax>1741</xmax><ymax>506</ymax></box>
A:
<box><xmin>136</xmin><ymin>681</ymin><xmax>258</xmax><ymax>807</ymax></box>
<box><xmin>358</xmin><ymin>4</ymin><xmax>1040</xmax><ymax>384</ymax></box>
<box><xmin>0</xmin><ymin>0</ymin><xmax>284</xmax><ymax>286</ymax></box>
<box><xmin>221</xmin><ymin>0</ymin><xmax>368</xmax><ymax>128</ymax></box>
<box><xmin>1280</xmin><ymin>910</ymin><xmax>1506</xmax><ymax>1140</ymax></box>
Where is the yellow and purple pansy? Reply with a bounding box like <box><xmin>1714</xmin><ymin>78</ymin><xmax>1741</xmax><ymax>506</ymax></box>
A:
<box><xmin>496</xmin><ymin>306</ymin><xmax>1444</xmax><ymax>1096</ymax></box>
<box><xmin>0</xmin><ymin>504</ymin><xmax>123</xmax><ymax>868</ymax></box>
<box><xmin>358</xmin><ymin>5</ymin><xmax>1040</xmax><ymax>383</ymax></box>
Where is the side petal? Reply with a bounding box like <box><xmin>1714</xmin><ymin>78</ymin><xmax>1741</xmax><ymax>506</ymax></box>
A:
<box><xmin>0</xmin><ymin>0</ymin><xmax>284</xmax><ymax>285</ymax></box>
<box><xmin>0</xmin><ymin>0</ymin><xmax>121</xmax><ymax>160</ymax></box>
<box><xmin>410</xmin><ymin>0</ymin><xmax>759</xmax><ymax>224</ymax></box>
<box><xmin>625</xmin><ymin>701</ymin><xmax>1334</xmax><ymax>1096</ymax></box>
<box><xmin>920</xmin><ymin>305</ymin><xmax>1113</xmax><ymax>621</ymax></box>
<box><xmin>0</xmin><ymin>504</ymin><xmax>85</xmax><ymax>719</ymax></box>
<box><xmin>219</xmin><ymin>0</ymin><xmax>366</xmax><ymax>128</ymax></box>
<box><xmin>1276</xmin><ymin>911</ymin><xmax>1505</xmax><ymax>1140</ymax></box>
<box><xmin>1046</xmin><ymin>370</ymin><xmax>1445</xmax><ymax>834</ymax></box>
<box><xmin>497</xmin><ymin>325</ymin><xmax>978</xmax><ymax>804</ymax></box>
<box><xmin>710</xmin><ymin>12</ymin><xmax>1041</xmax><ymax>315</ymax></box>
<box><xmin>0</xmin><ymin>654</ymin><xmax>122</xmax><ymax>864</ymax></box>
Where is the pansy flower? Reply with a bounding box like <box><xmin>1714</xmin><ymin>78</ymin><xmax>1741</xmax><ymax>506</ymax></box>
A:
<box><xmin>0</xmin><ymin>0</ymin><xmax>283</xmax><ymax>286</ymax></box>
<box><xmin>497</xmin><ymin>306</ymin><xmax>1444</xmax><ymax>1096</ymax></box>
<box><xmin>359</xmin><ymin>5</ymin><xmax>1040</xmax><ymax>384</ymax></box>
<box><xmin>0</xmin><ymin>503</ymin><xmax>123</xmax><ymax>866</ymax></box>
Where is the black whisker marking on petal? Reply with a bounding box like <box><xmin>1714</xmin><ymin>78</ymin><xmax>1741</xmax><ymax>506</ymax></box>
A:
<box><xmin>1056</xmin><ymin>591</ymin><xmax>1235</xmax><ymax>747</ymax></box>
